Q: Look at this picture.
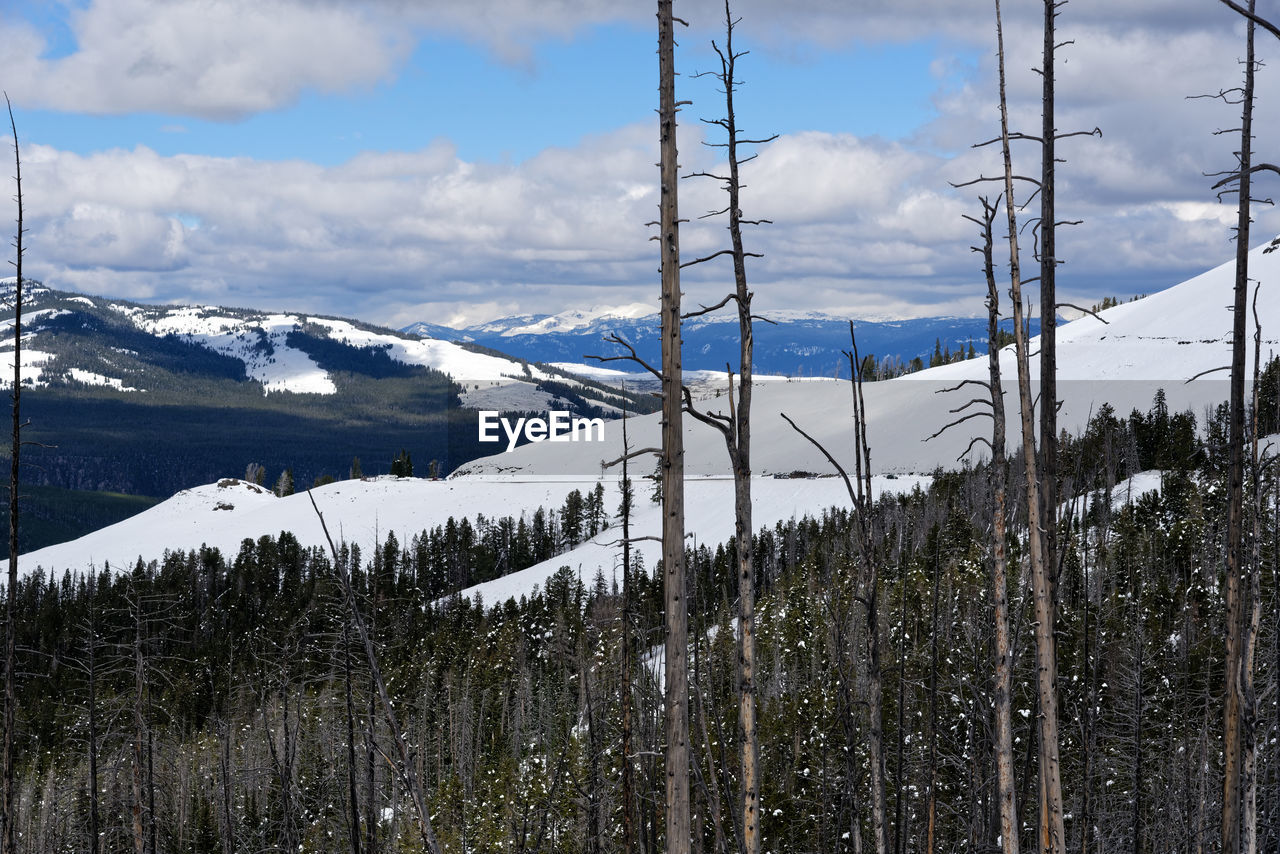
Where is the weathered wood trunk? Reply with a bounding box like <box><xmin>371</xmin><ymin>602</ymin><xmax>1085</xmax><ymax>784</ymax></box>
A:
<box><xmin>657</xmin><ymin>3</ymin><xmax>689</xmax><ymax>852</ymax></box>
<box><xmin>993</xmin><ymin>4</ymin><xmax>1065</xmax><ymax>851</ymax></box>
<box><xmin>978</xmin><ymin>192</ymin><xmax>1020</xmax><ymax>854</ymax></box>
<box><xmin>1222</xmin><ymin>7</ymin><xmax>1255</xmax><ymax>853</ymax></box>
<box><xmin>1</xmin><ymin>101</ymin><xmax>21</xmax><ymax>854</ymax></box>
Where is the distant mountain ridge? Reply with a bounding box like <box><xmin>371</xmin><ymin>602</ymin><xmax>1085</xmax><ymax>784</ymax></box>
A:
<box><xmin>0</xmin><ymin>282</ymin><xmax>655</xmax><ymax>501</ymax></box>
<box><xmin>405</xmin><ymin>306</ymin><xmax>1040</xmax><ymax>377</ymax></box>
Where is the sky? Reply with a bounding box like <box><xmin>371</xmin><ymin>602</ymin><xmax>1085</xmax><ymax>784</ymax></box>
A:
<box><xmin>0</xmin><ymin>0</ymin><xmax>1277</xmax><ymax>330</ymax></box>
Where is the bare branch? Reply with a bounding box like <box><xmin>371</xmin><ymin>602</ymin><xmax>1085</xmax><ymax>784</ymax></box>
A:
<box><xmin>779</xmin><ymin>412</ymin><xmax>857</xmax><ymax>507</ymax></box>
<box><xmin>586</xmin><ymin>334</ymin><xmax>662</xmax><ymax>381</ymax></box>
<box><xmin>682</xmin><ymin>294</ymin><xmax>736</xmax><ymax>320</ymax></box>
<box><xmin>602</xmin><ymin>447</ymin><xmax>662</xmax><ymax>469</ymax></box>
<box><xmin>972</xmin><ymin>132</ymin><xmax>1045</xmax><ymax>147</ymax></box>
<box><xmin>935</xmin><ymin>378</ymin><xmax>994</xmax><ymax>395</ymax></box>
<box><xmin>1218</xmin><ymin>0</ymin><xmax>1280</xmax><ymax>41</ymax></box>
<box><xmin>951</xmin><ymin>174</ymin><xmax>1043</xmax><ymax>189</ymax></box>
<box><xmin>680</xmin><ymin>249</ymin><xmax>735</xmax><ymax>268</ymax></box>
<box><xmin>1185</xmin><ymin>365</ymin><xmax>1231</xmax><ymax>383</ymax></box>
<box><xmin>1057</xmin><ymin>302</ymin><xmax>1109</xmax><ymax>323</ymax></box>
<box><xmin>923</xmin><ymin>410</ymin><xmax>993</xmax><ymax>442</ymax></box>
<box><xmin>1212</xmin><ymin>163</ymin><xmax>1280</xmax><ymax>189</ymax></box>
<box><xmin>958</xmin><ymin>435</ymin><xmax>995</xmax><ymax>461</ymax></box>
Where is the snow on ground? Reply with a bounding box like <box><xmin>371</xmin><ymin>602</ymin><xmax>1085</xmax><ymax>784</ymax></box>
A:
<box><xmin>102</xmin><ymin>306</ymin><xmax>546</xmax><ymax>396</ymax></box>
<box><xmin>454</xmin><ymin>474</ymin><xmax>927</xmax><ymax>607</ymax></box>
<box><xmin>0</xmin><ymin>349</ymin><xmax>55</xmax><ymax>388</ymax></box>
<box><xmin>68</xmin><ymin>368</ymin><xmax>139</xmax><ymax>392</ymax></box>
<box><xmin>458</xmin><ymin>239</ymin><xmax>1280</xmax><ymax>479</ymax></box>
<box><xmin>8</xmin><ymin>474</ymin><xmax>930</xmax><ymax>603</ymax></box>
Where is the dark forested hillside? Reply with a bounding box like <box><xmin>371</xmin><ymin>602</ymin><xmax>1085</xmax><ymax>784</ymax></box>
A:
<box><xmin>3</xmin><ymin>393</ymin><xmax>1274</xmax><ymax>853</ymax></box>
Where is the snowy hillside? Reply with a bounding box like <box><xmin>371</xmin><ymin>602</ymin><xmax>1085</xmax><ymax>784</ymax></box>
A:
<box><xmin>455</xmin><ymin>238</ymin><xmax>1280</xmax><ymax>479</ymax></box>
<box><xmin>7</xmin><ymin>474</ymin><xmax>930</xmax><ymax>599</ymax></box>
<box><xmin>0</xmin><ymin>285</ymin><xmax>642</xmax><ymax>414</ymax></box>
<box><xmin>10</xmin><ymin>239</ymin><xmax>1279</xmax><ymax>593</ymax></box>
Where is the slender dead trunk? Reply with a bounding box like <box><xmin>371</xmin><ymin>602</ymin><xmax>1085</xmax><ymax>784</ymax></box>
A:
<box><xmin>1</xmin><ymin>97</ymin><xmax>22</xmax><ymax>854</ymax></box>
<box><xmin>308</xmin><ymin>496</ymin><xmax>443</xmax><ymax>854</ymax></box>
<box><xmin>1038</xmin><ymin>0</ymin><xmax>1059</xmax><ymax>605</ymax></box>
<box><xmin>131</xmin><ymin>596</ymin><xmax>147</xmax><ymax>854</ymax></box>
<box><xmin>926</xmin><ymin>547</ymin><xmax>941</xmax><ymax>854</ymax></box>
<box><xmin>345</xmin><ymin>620</ymin><xmax>363</xmax><ymax>854</ymax></box>
<box><xmin>993</xmin><ymin>4</ymin><xmax>1066</xmax><ymax>852</ymax></box>
<box><xmin>974</xmin><ymin>194</ymin><xmax>1020</xmax><ymax>854</ymax></box>
<box><xmin>657</xmin><ymin>3</ymin><xmax>689</xmax><ymax>852</ymax></box>
<box><xmin>87</xmin><ymin>572</ymin><xmax>101</xmax><ymax>854</ymax></box>
<box><xmin>621</xmin><ymin>414</ymin><xmax>637</xmax><ymax>854</ymax></box>
<box><xmin>1222</xmin><ymin>7</ymin><xmax>1256</xmax><ymax>853</ymax></box>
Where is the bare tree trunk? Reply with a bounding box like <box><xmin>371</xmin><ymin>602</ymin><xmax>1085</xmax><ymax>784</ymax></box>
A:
<box><xmin>678</xmin><ymin>5</ymin><xmax>773</xmax><ymax>851</ymax></box>
<box><xmin>973</xmin><ymin>195</ymin><xmax>1020</xmax><ymax>854</ymax></box>
<box><xmin>657</xmin><ymin>3</ymin><xmax>689</xmax><ymax>852</ymax></box>
<box><xmin>993</xmin><ymin>5</ymin><xmax>1066</xmax><ymax>852</ymax></box>
<box><xmin>1222</xmin><ymin>8</ymin><xmax>1256</xmax><ymax>853</ymax></box>
<box><xmin>131</xmin><ymin>594</ymin><xmax>147</xmax><ymax>854</ymax></box>
<box><xmin>1242</xmin><ymin>283</ymin><xmax>1264</xmax><ymax>854</ymax></box>
<box><xmin>1</xmin><ymin>97</ymin><xmax>22</xmax><ymax>854</ymax></box>
<box><xmin>308</xmin><ymin>497</ymin><xmax>443</xmax><ymax>854</ymax></box>
<box><xmin>87</xmin><ymin>572</ymin><xmax>101</xmax><ymax>854</ymax></box>
<box><xmin>344</xmin><ymin>620</ymin><xmax>364</xmax><ymax>854</ymax></box>
<box><xmin>621</xmin><ymin>415</ymin><xmax>637</xmax><ymax>854</ymax></box>
<box><xmin>1038</xmin><ymin>0</ymin><xmax>1059</xmax><ymax>606</ymax></box>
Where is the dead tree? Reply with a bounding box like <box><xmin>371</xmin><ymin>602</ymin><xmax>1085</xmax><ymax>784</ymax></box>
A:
<box><xmin>782</xmin><ymin>325</ymin><xmax>885</xmax><ymax>854</ymax></box>
<box><xmin>679</xmin><ymin>4</ymin><xmax>776</xmax><ymax>852</ymax></box>
<box><xmin>657</xmin><ymin>3</ymin><xmax>690</xmax><ymax>852</ymax></box>
<box><xmin>1</xmin><ymin>94</ymin><xmax>22</xmax><ymax>854</ymax></box>
<box><xmin>1211</xmin><ymin>3</ymin><xmax>1259</xmax><ymax>850</ymax></box>
<box><xmin>620</xmin><ymin>413</ymin><xmax>637</xmax><ymax>854</ymax></box>
<box><xmin>945</xmin><ymin>3</ymin><xmax>1071</xmax><ymax>845</ymax></box>
<box><xmin>991</xmin><ymin>5</ymin><xmax>1067</xmax><ymax>850</ymax></box>
<box><xmin>954</xmin><ymin>196</ymin><xmax>1021</xmax><ymax>854</ymax></box>
<box><xmin>309</xmin><ymin>493</ymin><xmax>443</xmax><ymax>854</ymax></box>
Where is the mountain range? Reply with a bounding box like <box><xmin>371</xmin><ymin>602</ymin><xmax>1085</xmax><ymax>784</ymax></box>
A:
<box><xmin>0</xmin><ymin>283</ymin><xmax>655</xmax><ymax>548</ymax></box>
<box><xmin>404</xmin><ymin>306</ymin><xmax>1042</xmax><ymax>378</ymax></box>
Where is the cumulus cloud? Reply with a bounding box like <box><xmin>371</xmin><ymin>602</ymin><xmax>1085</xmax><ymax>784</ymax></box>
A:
<box><xmin>0</xmin><ymin>0</ymin><xmax>410</xmax><ymax>118</ymax></box>
<box><xmin>4</xmin><ymin>1</ymin><xmax>1280</xmax><ymax>325</ymax></box>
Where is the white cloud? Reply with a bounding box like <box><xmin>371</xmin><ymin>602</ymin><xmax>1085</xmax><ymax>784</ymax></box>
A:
<box><xmin>4</xmin><ymin>1</ymin><xmax>1280</xmax><ymax>325</ymax></box>
<box><xmin>0</xmin><ymin>0</ymin><xmax>410</xmax><ymax>118</ymax></box>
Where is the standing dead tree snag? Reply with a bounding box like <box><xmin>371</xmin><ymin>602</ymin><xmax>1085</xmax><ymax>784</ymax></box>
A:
<box><xmin>2</xmin><ymin>94</ymin><xmax>23</xmax><ymax>854</ymax></box>
<box><xmin>1209</xmin><ymin>2</ymin><xmax>1280</xmax><ymax>850</ymax></box>
<box><xmin>781</xmin><ymin>324</ymin><xmax>885</xmax><ymax>854</ymax></box>
<box><xmin>308</xmin><ymin>492</ymin><xmax>442</xmax><ymax>854</ymax></box>
<box><xmin>657</xmin><ymin>3</ymin><xmax>690</xmax><ymax>852</ymax></box>
<box><xmin>935</xmin><ymin>195</ymin><xmax>1021</xmax><ymax>854</ymax></box>
<box><xmin>951</xmin><ymin>3</ymin><xmax>1067</xmax><ymax>849</ymax></box>
<box><xmin>679</xmin><ymin>4</ymin><xmax>775</xmax><ymax>853</ymax></box>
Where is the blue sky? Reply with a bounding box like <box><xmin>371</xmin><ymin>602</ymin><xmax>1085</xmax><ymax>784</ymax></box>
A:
<box><xmin>0</xmin><ymin>1</ymin><xmax>1274</xmax><ymax>328</ymax></box>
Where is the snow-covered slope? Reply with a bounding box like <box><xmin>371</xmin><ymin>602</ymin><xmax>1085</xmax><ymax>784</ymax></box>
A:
<box><xmin>0</xmin><ymin>286</ymin><xmax>647</xmax><ymax>414</ymax></box>
<box><xmin>455</xmin><ymin>238</ymin><xmax>1280</xmax><ymax>478</ymax></box>
<box><xmin>8</xmin><ymin>475</ymin><xmax>930</xmax><ymax>600</ymax></box>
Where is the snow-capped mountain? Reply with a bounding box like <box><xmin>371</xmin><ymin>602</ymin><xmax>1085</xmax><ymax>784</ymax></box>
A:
<box><xmin>0</xmin><ymin>284</ymin><xmax>656</xmax><ymax>498</ymax></box>
<box><xmin>404</xmin><ymin>305</ymin><xmax>1040</xmax><ymax>378</ymax></box>
<box><xmin>0</xmin><ymin>282</ymin><xmax>638</xmax><ymax>408</ymax></box>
